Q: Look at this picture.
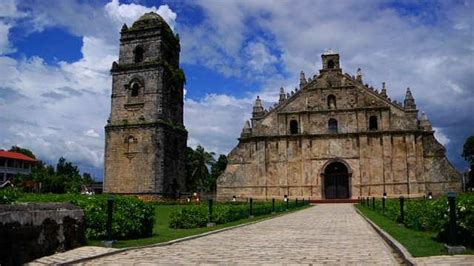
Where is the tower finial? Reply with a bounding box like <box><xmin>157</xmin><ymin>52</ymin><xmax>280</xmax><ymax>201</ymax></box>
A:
<box><xmin>300</xmin><ymin>71</ymin><xmax>307</xmax><ymax>88</ymax></box>
<box><xmin>404</xmin><ymin>87</ymin><xmax>416</xmax><ymax>109</ymax></box>
<box><xmin>356</xmin><ymin>68</ymin><xmax>363</xmax><ymax>82</ymax></box>
<box><xmin>279</xmin><ymin>87</ymin><xmax>286</xmax><ymax>103</ymax></box>
<box><xmin>252</xmin><ymin>95</ymin><xmax>264</xmax><ymax>118</ymax></box>
<box><xmin>420</xmin><ymin>111</ymin><xmax>432</xmax><ymax>131</ymax></box>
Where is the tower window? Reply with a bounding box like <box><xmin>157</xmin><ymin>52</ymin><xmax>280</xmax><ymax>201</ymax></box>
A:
<box><xmin>134</xmin><ymin>46</ymin><xmax>144</xmax><ymax>63</ymax></box>
<box><xmin>328</xmin><ymin>118</ymin><xmax>338</xmax><ymax>133</ymax></box>
<box><xmin>290</xmin><ymin>120</ymin><xmax>299</xmax><ymax>134</ymax></box>
<box><xmin>327</xmin><ymin>94</ymin><xmax>336</xmax><ymax>109</ymax></box>
<box><xmin>327</xmin><ymin>60</ymin><xmax>335</xmax><ymax>69</ymax></box>
<box><xmin>131</xmin><ymin>83</ymin><xmax>140</xmax><ymax>97</ymax></box>
<box><xmin>369</xmin><ymin>116</ymin><xmax>378</xmax><ymax>131</ymax></box>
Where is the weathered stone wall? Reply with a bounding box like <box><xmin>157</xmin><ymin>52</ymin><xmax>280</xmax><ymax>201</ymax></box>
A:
<box><xmin>0</xmin><ymin>203</ymin><xmax>85</xmax><ymax>265</ymax></box>
<box><xmin>217</xmin><ymin>53</ymin><xmax>462</xmax><ymax>201</ymax></box>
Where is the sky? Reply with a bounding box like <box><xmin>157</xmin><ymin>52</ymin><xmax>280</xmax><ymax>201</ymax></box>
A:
<box><xmin>0</xmin><ymin>0</ymin><xmax>473</xmax><ymax>180</ymax></box>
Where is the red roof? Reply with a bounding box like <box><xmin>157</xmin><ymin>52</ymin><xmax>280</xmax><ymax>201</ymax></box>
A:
<box><xmin>0</xmin><ymin>150</ymin><xmax>37</xmax><ymax>162</ymax></box>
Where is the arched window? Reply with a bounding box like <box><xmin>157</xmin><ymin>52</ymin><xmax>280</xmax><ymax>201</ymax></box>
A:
<box><xmin>134</xmin><ymin>46</ymin><xmax>144</xmax><ymax>63</ymax></box>
<box><xmin>290</xmin><ymin>120</ymin><xmax>299</xmax><ymax>134</ymax></box>
<box><xmin>327</xmin><ymin>60</ymin><xmax>335</xmax><ymax>69</ymax></box>
<box><xmin>328</xmin><ymin>118</ymin><xmax>338</xmax><ymax>133</ymax></box>
<box><xmin>369</xmin><ymin>116</ymin><xmax>378</xmax><ymax>131</ymax></box>
<box><xmin>131</xmin><ymin>83</ymin><xmax>140</xmax><ymax>97</ymax></box>
<box><xmin>327</xmin><ymin>94</ymin><xmax>336</xmax><ymax>109</ymax></box>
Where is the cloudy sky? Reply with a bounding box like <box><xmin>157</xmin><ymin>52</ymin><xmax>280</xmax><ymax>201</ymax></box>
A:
<box><xmin>0</xmin><ymin>0</ymin><xmax>473</xmax><ymax>179</ymax></box>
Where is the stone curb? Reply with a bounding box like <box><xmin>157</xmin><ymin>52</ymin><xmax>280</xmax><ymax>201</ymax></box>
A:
<box><xmin>60</xmin><ymin>205</ymin><xmax>313</xmax><ymax>265</ymax></box>
<box><xmin>354</xmin><ymin>207</ymin><xmax>416</xmax><ymax>266</ymax></box>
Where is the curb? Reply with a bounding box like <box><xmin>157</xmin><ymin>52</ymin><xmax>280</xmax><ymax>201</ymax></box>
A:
<box><xmin>354</xmin><ymin>207</ymin><xmax>416</xmax><ymax>266</ymax></box>
<box><xmin>61</xmin><ymin>205</ymin><xmax>313</xmax><ymax>265</ymax></box>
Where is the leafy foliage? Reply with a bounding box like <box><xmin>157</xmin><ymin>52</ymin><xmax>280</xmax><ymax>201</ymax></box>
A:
<box><xmin>185</xmin><ymin>146</ymin><xmax>227</xmax><ymax>193</ymax></box>
<box><xmin>361</xmin><ymin>194</ymin><xmax>474</xmax><ymax>247</ymax></box>
<box><xmin>9</xmin><ymin>193</ymin><xmax>155</xmax><ymax>240</ymax></box>
<box><xmin>169</xmin><ymin>200</ymin><xmax>309</xmax><ymax>229</ymax></box>
<box><xmin>14</xmin><ymin>157</ymin><xmax>94</xmax><ymax>193</ymax></box>
<box><xmin>462</xmin><ymin>136</ymin><xmax>474</xmax><ymax>164</ymax></box>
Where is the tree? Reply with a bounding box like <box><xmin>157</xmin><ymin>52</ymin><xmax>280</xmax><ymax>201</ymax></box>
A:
<box><xmin>462</xmin><ymin>136</ymin><xmax>474</xmax><ymax>190</ymax></box>
<box><xmin>9</xmin><ymin>146</ymin><xmax>36</xmax><ymax>159</ymax></box>
<box><xmin>462</xmin><ymin>136</ymin><xmax>474</xmax><ymax>165</ymax></box>
<box><xmin>189</xmin><ymin>145</ymin><xmax>215</xmax><ymax>192</ymax></box>
<box><xmin>207</xmin><ymin>154</ymin><xmax>228</xmax><ymax>192</ymax></box>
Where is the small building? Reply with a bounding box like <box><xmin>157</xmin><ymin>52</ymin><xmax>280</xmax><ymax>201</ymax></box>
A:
<box><xmin>0</xmin><ymin>150</ymin><xmax>37</xmax><ymax>183</ymax></box>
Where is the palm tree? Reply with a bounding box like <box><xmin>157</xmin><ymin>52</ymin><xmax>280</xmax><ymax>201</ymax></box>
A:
<box><xmin>190</xmin><ymin>145</ymin><xmax>215</xmax><ymax>192</ymax></box>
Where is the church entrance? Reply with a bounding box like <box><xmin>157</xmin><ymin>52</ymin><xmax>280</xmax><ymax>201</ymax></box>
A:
<box><xmin>323</xmin><ymin>162</ymin><xmax>350</xmax><ymax>199</ymax></box>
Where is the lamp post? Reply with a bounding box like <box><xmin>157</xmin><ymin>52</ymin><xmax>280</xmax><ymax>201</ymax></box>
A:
<box><xmin>284</xmin><ymin>195</ymin><xmax>289</xmax><ymax>210</ymax></box>
<box><xmin>382</xmin><ymin>192</ymin><xmax>387</xmax><ymax>215</ymax></box>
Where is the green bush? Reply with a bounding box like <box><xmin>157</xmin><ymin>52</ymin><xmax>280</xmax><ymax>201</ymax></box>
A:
<box><xmin>15</xmin><ymin>193</ymin><xmax>154</xmax><ymax>240</ymax></box>
<box><xmin>0</xmin><ymin>188</ymin><xmax>23</xmax><ymax>204</ymax></box>
<box><xmin>169</xmin><ymin>199</ymin><xmax>309</xmax><ymax>229</ymax></box>
<box><xmin>360</xmin><ymin>193</ymin><xmax>474</xmax><ymax>247</ymax></box>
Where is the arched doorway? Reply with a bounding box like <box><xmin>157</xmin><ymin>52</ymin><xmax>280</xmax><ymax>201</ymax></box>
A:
<box><xmin>323</xmin><ymin>161</ymin><xmax>350</xmax><ymax>199</ymax></box>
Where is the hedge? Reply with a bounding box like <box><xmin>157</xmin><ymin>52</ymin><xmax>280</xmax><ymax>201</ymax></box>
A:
<box><xmin>169</xmin><ymin>200</ymin><xmax>308</xmax><ymax>229</ymax></box>
<box><xmin>360</xmin><ymin>193</ymin><xmax>473</xmax><ymax>247</ymax></box>
<box><xmin>0</xmin><ymin>189</ymin><xmax>155</xmax><ymax>240</ymax></box>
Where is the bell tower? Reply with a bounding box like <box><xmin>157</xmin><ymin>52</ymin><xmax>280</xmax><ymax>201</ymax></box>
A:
<box><xmin>104</xmin><ymin>12</ymin><xmax>187</xmax><ymax>198</ymax></box>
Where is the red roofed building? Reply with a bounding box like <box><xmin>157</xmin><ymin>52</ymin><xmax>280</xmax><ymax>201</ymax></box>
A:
<box><xmin>0</xmin><ymin>150</ymin><xmax>37</xmax><ymax>183</ymax></box>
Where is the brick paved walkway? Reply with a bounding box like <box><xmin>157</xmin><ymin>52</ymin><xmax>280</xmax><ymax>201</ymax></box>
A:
<box><xmin>78</xmin><ymin>204</ymin><xmax>401</xmax><ymax>265</ymax></box>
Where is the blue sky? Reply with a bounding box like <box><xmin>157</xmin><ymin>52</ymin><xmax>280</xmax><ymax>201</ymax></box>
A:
<box><xmin>0</xmin><ymin>0</ymin><xmax>473</xmax><ymax>180</ymax></box>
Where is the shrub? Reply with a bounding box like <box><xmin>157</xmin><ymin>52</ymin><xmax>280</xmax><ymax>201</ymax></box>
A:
<box><xmin>169</xmin><ymin>200</ymin><xmax>308</xmax><ymax>229</ymax></box>
<box><xmin>15</xmin><ymin>193</ymin><xmax>154</xmax><ymax>240</ymax></box>
<box><xmin>0</xmin><ymin>188</ymin><xmax>23</xmax><ymax>204</ymax></box>
<box><xmin>360</xmin><ymin>193</ymin><xmax>474</xmax><ymax>247</ymax></box>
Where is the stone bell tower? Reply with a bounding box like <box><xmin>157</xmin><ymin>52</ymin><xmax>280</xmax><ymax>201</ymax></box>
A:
<box><xmin>104</xmin><ymin>12</ymin><xmax>187</xmax><ymax>198</ymax></box>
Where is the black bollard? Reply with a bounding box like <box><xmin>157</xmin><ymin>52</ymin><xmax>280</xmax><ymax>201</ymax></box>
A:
<box><xmin>447</xmin><ymin>192</ymin><xmax>458</xmax><ymax>245</ymax></box>
<box><xmin>272</xmin><ymin>198</ymin><xmax>275</xmax><ymax>213</ymax></box>
<box><xmin>399</xmin><ymin>196</ymin><xmax>405</xmax><ymax>223</ymax></box>
<box><xmin>372</xmin><ymin>197</ymin><xmax>375</xmax><ymax>210</ymax></box>
<box><xmin>107</xmin><ymin>196</ymin><xmax>114</xmax><ymax>242</ymax></box>
<box><xmin>286</xmin><ymin>197</ymin><xmax>289</xmax><ymax>210</ymax></box>
<box><xmin>249</xmin><ymin>198</ymin><xmax>253</xmax><ymax>217</ymax></box>
<box><xmin>382</xmin><ymin>195</ymin><xmax>386</xmax><ymax>215</ymax></box>
<box><xmin>296</xmin><ymin>198</ymin><xmax>299</xmax><ymax>207</ymax></box>
<box><xmin>208</xmin><ymin>199</ymin><xmax>213</xmax><ymax>223</ymax></box>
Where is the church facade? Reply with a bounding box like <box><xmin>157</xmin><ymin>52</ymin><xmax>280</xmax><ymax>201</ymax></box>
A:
<box><xmin>217</xmin><ymin>51</ymin><xmax>461</xmax><ymax>200</ymax></box>
<box><xmin>103</xmin><ymin>13</ymin><xmax>187</xmax><ymax>197</ymax></box>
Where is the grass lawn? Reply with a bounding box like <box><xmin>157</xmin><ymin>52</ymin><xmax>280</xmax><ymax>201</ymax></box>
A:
<box><xmin>356</xmin><ymin>204</ymin><xmax>474</xmax><ymax>257</ymax></box>
<box><xmin>89</xmin><ymin>204</ymin><xmax>311</xmax><ymax>249</ymax></box>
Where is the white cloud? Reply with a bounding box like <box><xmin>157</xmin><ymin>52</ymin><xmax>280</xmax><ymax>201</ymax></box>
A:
<box><xmin>105</xmin><ymin>0</ymin><xmax>177</xmax><ymax>30</ymax></box>
<box><xmin>85</xmin><ymin>129</ymin><xmax>100</xmax><ymax>138</ymax></box>
<box><xmin>184</xmin><ymin>94</ymin><xmax>252</xmax><ymax>155</ymax></box>
<box><xmin>434</xmin><ymin>127</ymin><xmax>450</xmax><ymax>146</ymax></box>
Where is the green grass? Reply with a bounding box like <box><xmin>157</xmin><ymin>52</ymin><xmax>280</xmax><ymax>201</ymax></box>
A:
<box><xmin>89</xmin><ymin>204</ymin><xmax>311</xmax><ymax>248</ymax></box>
<box><xmin>356</xmin><ymin>204</ymin><xmax>474</xmax><ymax>257</ymax></box>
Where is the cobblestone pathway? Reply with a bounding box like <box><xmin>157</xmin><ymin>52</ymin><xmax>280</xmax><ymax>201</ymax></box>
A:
<box><xmin>78</xmin><ymin>204</ymin><xmax>401</xmax><ymax>265</ymax></box>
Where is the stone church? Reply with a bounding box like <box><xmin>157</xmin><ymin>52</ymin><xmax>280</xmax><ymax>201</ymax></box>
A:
<box><xmin>103</xmin><ymin>13</ymin><xmax>187</xmax><ymax>197</ymax></box>
<box><xmin>217</xmin><ymin>51</ymin><xmax>462</xmax><ymax>200</ymax></box>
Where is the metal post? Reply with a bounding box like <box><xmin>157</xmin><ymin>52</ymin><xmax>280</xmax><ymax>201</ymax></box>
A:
<box><xmin>447</xmin><ymin>192</ymin><xmax>457</xmax><ymax>245</ymax></box>
<box><xmin>286</xmin><ymin>197</ymin><xmax>289</xmax><ymax>210</ymax></box>
<box><xmin>272</xmin><ymin>198</ymin><xmax>275</xmax><ymax>213</ymax></box>
<box><xmin>399</xmin><ymin>196</ymin><xmax>405</xmax><ymax>223</ymax></box>
<box><xmin>107</xmin><ymin>196</ymin><xmax>114</xmax><ymax>242</ymax></box>
<box><xmin>296</xmin><ymin>198</ymin><xmax>298</xmax><ymax>207</ymax></box>
<box><xmin>382</xmin><ymin>196</ymin><xmax>386</xmax><ymax>215</ymax></box>
<box><xmin>372</xmin><ymin>197</ymin><xmax>375</xmax><ymax>210</ymax></box>
<box><xmin>249</xmin><ymin>198</ymin><xmax>253</xmax><ymax>218</ymax></box>
<box><xmin>208</xmin><ymin>199</ymin><xmax>213</xmax><ymax>223</ymax></box>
